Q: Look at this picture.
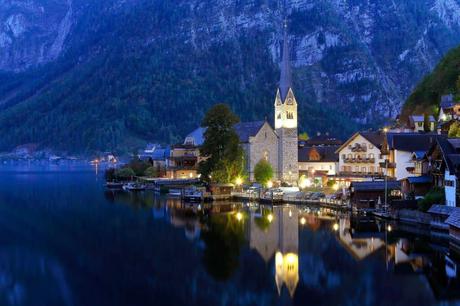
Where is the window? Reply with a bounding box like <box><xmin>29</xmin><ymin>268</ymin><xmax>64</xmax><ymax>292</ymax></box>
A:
<box><xmin>348</xmin><ymin>154</ymin><xmax>352</xmax><ymax>159</ymax></box>
<box><xmin>264</xmin><ymin>151</ymin><xmax>269</xmax><ymax>161</ymax></box>
<box><xmin>417</xmin><ymin>122</ymin><xmax>423</xmax><ymax>127</ymax></box>
<box><xmin>369</xmin><ymin>144</ymin><xmax>374</xmax><ymax>149</ymax></box>
<box><xmin>369</xmin><ymin>153</ymin><xmax>374</xmax><ymax>159</ymax></box>
<box><xmin>370</xmin><ymin>166</ymin><xmax>375</xmax><ymax>173</ymax></box>
<box><xmin>361</xmin><ymin>167</ymin><xmax>366</xmax><ymax>173</ymax></box>
<box><xmin>342</xmin><ymin>154</ymin><xmax>346</xmax><ymax>160</ymax></box>
<box><xmin>286</xmin><ymin>112</ymin><xmax>294</xmax><ymax>119</ymax></box>
<box><xmin>362</xmin><ymin>143</ymin><xmax>367</xmax><ymax>149</ymax></box>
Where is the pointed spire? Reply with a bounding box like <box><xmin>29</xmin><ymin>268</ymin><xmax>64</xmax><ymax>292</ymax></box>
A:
<box><xmin>279</xmin><ymin>19</ymin><xmax>292</xmax><ymax>102</ymax></box>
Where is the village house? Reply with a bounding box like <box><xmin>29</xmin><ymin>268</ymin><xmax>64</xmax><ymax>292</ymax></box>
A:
<box><xmin>166</xmin><ymin>144</ymin><xmax>201</xmax><ymax>179</ymax></box>
<box><xmin>439</xmin><ymin>94</ymin><xmax>460</xmax><ymax>122</ymax></box>
<box><xmin>335</xmin><ymin>131</ymin><xmax>387</xmax><ymax>183</ymax></box>
<box><xmin>386</xmin><ymin>133</ymin><xmax>438</xmax><ymax>180</ymax></box>
<box><xmin>298</xmin><ymin>145</ymin><xmax>338</xmax><ymax>177</ymax></box>
<box><xmin>407</xmin><ymin>115</ymin><xmax>436</xmax><ymax>132</ymax></box>
<box><xmin>349</xmin><ymin>180</ymin><xmax>402</xmax><ymax>210</ymax></box>
<box><xmin>426</xmin><ymin>137</ymin><xmax>460</xmax><ymax>207</ymax></box>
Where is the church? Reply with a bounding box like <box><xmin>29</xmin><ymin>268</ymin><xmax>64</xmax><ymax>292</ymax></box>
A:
<box><xmin>184</xmin><ymin>22</ymin><xmax>299</xmax><ymax>185</ymax></box>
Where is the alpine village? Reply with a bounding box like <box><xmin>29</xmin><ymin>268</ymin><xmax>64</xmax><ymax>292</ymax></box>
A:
<box><xmin>98</xmin><ymin>20</ymin><xmax>460</xmax><ymax>264</ymax></box>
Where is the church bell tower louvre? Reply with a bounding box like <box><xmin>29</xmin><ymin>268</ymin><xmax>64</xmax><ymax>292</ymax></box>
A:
<box><xmin>274</xmin><ymin>19</ymin><xmax>299</xmax><ymax>184</ymax></box>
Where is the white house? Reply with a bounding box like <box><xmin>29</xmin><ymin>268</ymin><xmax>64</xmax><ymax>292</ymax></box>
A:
<box><xmin>298</xmin><ymin>145</ymin><xmax>339</xmax><ymax>176</ymax></box>
<box><xmin>336</xmin><ymin>131</ymin><xmax>386</xmax><ymax>178</ymax></box>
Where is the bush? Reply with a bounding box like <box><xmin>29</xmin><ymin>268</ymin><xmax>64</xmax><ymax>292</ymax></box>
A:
<box><xmin>105</xmin><ymin>168</ymin><xmax>116</xmax><ymax>181</ymax></box>
<box><xmin>418</xmin><ymin>187</ymin><xmax>444</xmax><ymax>212</ymax></box>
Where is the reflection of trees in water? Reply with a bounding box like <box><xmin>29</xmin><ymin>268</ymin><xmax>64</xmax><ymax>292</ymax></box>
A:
<box><xmin>104</xmin><ymin>190</ymin><xmax>155</xmax><ymax>209</ymax></box>
<box><xmin>201</xmin><ymin>213</ymin><xmax>245</xmax><ymax>281</ymax></box>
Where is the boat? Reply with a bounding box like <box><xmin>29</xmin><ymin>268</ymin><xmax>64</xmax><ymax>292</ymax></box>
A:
<box><xmin>106</xmin><ymin>181</ymin><xmax>124</xmax><ymax>189</ymax></box>
<box><xmin>168</xmin><ymin>188</ymin><xmax>182</xmax><ymax>197</ymax></box>
<box><xmin>122</xmin><ymin>182</ymin><xmax>146</xmax><ymax>192</ymax></box>
<box><xmin>183</xmin><ymin>187</ymin><xmax>203</xmax><ymax>202</ymax></box>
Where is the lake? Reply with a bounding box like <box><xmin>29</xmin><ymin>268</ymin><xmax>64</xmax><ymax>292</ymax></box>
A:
<box><xmin>0</xmin><ymin>164</ymin><xmax>459</xmax><ymax>306</ymax></box>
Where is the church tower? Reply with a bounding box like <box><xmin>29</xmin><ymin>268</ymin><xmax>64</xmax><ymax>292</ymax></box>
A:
<box><xmin>275</xmin><ymin>20</ymin><xmax>299</xmax><ymax>184</ymax></box>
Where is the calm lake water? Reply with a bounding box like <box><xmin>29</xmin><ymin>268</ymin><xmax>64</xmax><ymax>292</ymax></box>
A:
<box><xmin>0</xmin><ymin>164</ymin><xmax>459</xmax><ymax>306</ymax></box>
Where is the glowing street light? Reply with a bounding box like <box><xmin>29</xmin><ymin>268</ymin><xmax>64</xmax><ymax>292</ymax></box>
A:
<box><xmin>387</xmin><ymin>225</ymin><xmax>392</xmax><ymax>232</ymax></box>
<box><xmin>267</xmin><ymin>181</ymin><xmax>273</xmax><ymax>188</ymax></box>
<box><xmin>235</xmin><ymin>177</ymin><xmax>243</xmax><ymax>186</ymax></box>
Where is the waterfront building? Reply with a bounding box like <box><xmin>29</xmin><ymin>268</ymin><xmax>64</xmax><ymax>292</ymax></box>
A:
<box><xmin>335</xmin><ymin>131</ymin><xmax>386</xmax><ymax>181</ymax></box>
<box><xmin>298</xmin><ymin>145</ymin><xmax>338</xmax><ymax>179</ymax></box>
<box><xmin>426</xmin><ymin>137</ymin><xmax>460</xmax><ymax>207</ymax></box>
<box><xmin>166</xmin><ymin>144</ymin><xmax>201</xmax><ymax>179</ymax></box>
<box><xmin>445</xmin><ymin>208</ymin><xmax>460</xmax><ymax>252</ymax></box>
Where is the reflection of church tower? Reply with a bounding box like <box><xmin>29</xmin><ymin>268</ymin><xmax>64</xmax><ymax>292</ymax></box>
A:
<box><xmin>275</xmin><ymin>21</ymin><xmax>299</xmax><ymax>184</ymax></box>
<box><xmin>248</xmin><ymin>206</ymin><xmax>299</xmax><ymax>297</ymax></box>
<box><xmin>274</xmin><ymin>206</ymin><xmax>299</xmax><ymax>297</ymax></box>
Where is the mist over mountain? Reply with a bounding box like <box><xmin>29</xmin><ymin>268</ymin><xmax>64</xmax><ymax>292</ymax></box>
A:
<box><xmin>1</xmin><ymin>0</ymin><xmax>460</xmax><ymax>153</ymax></box>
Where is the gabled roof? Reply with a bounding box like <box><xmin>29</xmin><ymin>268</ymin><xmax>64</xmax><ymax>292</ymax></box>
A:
<box><xmin>184</xmin><ymin>127</ymin><xmax>207</xmax><ymax>146</ymax></box>
<box><xmin>234</xmin><ymin>121</ymin><xmax>268</xmax><ymax>143</ymax></box>
<box><xmin>436</xmin><ymin>137</ymin><xmax>460</xmax><ymax>174</ymax></box>
<box><xmin>387</xmin><ymin>133</ymin><xmax>438</xmax><ymax>152</ymax></box>
<box><xmin>298</xmin><ymin>146</ymin><xmax>340</xmax><ymax>163</ymax></box>
<box><xmin>445</xmin><ymin>208</ymin><xmax>460</xmax><ymax>228</ymax></box>
<box><xmin>405</xmin><ymin>175</ymin><xmax>431</xmax><ymax>184</ymax></box>
<box><xmin>409</xmin><ymin>115</ymin><xmax>435</xmax><ymax>122</ymax></box>
<box><xmin>335</xmin><ymin>131</ymin><xmax>384</xmax><ymax>154</ymax></box>
<box><xmin>428</xmin><ymin>204</ymin><xmax>455</xmax><ymax>216</ymax></box>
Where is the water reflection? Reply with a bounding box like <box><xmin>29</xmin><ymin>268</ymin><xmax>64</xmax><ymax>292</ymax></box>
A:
<box><xmin>1</xmin><ymin>168</ymin><xmax>460</xmax><ymax>306</ymax></box>
<box><xmin>108</xmin><ymin>190</ymin><xmax>460</xmax><ymax>304</ymax></box>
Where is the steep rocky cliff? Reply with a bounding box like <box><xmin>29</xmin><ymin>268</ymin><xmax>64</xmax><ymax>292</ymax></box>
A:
<box><xmin>0</xmin><ymin>0</ymin><xmax>460</xmax><ymax>152</ymax></box>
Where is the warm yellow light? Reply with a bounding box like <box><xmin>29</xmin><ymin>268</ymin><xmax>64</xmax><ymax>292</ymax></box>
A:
<box><xmin>275</xmin><ymin>251</ymin><xmax>283</xmax><ymax>266</ymax></box>
<box><xmin>289</xmin><ymin>209</ymin><xmax>292</xmax><ymax>218</ymax></box>
<box><xmin>387</xmin><ymin>225</ymin><xmax>392</xmax><ymax>232</ymax></box>
<box><xmin>235</xmin><ymin>177</ymin><xmax>243</xmax><ymax>186</ymax></box>
<box><xmin>236</xmin><ymin>212</ymin><xmax>243</xmax><ymax>221</ymax></box>
<box><xmin>300</xmin><ymin>217</ymin><xmax>306</xmax><ymax>225</ymax></box>
<box><xmin>333</xmin><ymin>183</ymin><xmax>340</xmax><ymax>191</ymax></box>
<box><xmin>267</xmin><ymin>213</ymin><xmax>273</xmax><ymax>223</ymax></box>
<box><xmin>285</xmin><ymin>253</ymin><xmax>297</xmax><ymax>265</ymax></box>
<box><xmin>189</xmin><ymin>173</ymin><xmax>193</xmax><ymax>178</ymax></box>
<box><xmin>383</xmin><ymin>127</ymin><xmax>389</xmax><ymax>133</ymax></box>
<box><xmin>267</xmin><ymin>181</ymin><xmax>273</xmax><ymax>188</ymax></box>
<box><xmin>441</xmin><ymin>114</ymin><xmax>447</xmax><ymax>121</ymax></box>
<box><xmin>333</xmin><ymin>223</ymin><xmax>339</xmax><ymax>231</ymax></box>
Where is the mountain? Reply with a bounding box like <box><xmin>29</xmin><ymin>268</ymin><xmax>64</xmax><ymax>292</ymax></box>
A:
<box><xmin>1</xmin><ymin>0</ymin><xmax>460</xmax><ymax>153</ymax></box>
<box><xmin>402</xmin><ymin>44</ymin><xmax>460</xmax><ymax>118</ymax></box>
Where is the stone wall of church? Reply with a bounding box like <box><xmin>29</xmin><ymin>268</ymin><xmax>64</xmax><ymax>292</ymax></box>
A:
<box><xmin>246</xmin><ymin>123</ymin><xmax>279</xmax><ymax>181</ymax></box>
<box><xmin>277</xmin><ymin>128</ymin><xmax>299</xmax><ymax>184</ymax></box>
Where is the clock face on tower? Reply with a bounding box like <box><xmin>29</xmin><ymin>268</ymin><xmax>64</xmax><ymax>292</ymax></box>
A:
<box><xmin>287</xmin><ymin>97</ymin><xmax>293</xmax><ymax>105</ymax></box>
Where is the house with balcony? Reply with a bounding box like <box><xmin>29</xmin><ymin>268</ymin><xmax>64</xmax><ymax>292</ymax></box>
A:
<box><xmin>166</xmin><ymin>144</ymin><xmax>201</xmax><ymax>179</ymax></box>
<box><xmin>336</xmin><ymin>131</ymin><xmax>387</xmax><ymax>183</ymax></box>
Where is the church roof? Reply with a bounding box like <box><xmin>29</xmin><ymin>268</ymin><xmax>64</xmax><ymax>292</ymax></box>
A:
<box><xmin>279</xmin><ymin>21</ymin><xmax>292</xmax><ymax>102</ymax></box>
<box><xmin>234</xmin><ymin>121</ymin><xmax>267</xmax><ymax>143</ymax></box>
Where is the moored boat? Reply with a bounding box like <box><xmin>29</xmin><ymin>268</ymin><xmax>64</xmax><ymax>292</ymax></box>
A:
<box><xmin>106</xmin><ymin>181</ymin><xmax>124</xmax><ymax>189</ymax></box>
<box><xmin>122</xmin><ymin>182</ymin><xmax>146</xmax><ymax>191</ymax></box>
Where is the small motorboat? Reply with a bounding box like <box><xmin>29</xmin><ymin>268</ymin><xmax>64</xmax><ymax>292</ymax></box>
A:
<box><xmin>122</xmin><ymin>182</ymin><xmax>146</xmax><ymax>192</ymax></box>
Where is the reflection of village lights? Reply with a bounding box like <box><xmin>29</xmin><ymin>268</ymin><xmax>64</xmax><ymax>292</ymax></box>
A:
<box><xmin>275</xmin><ymin>252</ymin><xmax>283</xmax><ymax>266</ymax></box>
<box><xmin>235</xmin><ymin>177</ymin><xmax>243</xmax><ymax>186</ymax></box>
<box><xmin>236</xmin><ymin>212</ymin><xmax>243</xmax><ymax>221</ymax></box>
<box><xmin>333</xmin><ymin>223</ymin><xmax>339</xmax><ymax>231</ymax></box>
<box><xmin>300</xmin><ymin>217</ymin><xmax>306</xmax><ymax>225</ymax></box>
<box><xmin>289</xmin><ymin>209</ymin><xmax>292</xmax><ymax>218</ymax></box>
<box><xmin>387</xmin><ymin>225</ymin><xmax>392</xmax><ymax>232</ymax></box>
<box><xmin>267</xmin><ymin>181</ymin><xmax>273</xmax><ymax>188</ymax></box>
<box><xmin>267</xmin><ymin>213</ymin><xmax>273</xmax><ymax>223</ymax></box>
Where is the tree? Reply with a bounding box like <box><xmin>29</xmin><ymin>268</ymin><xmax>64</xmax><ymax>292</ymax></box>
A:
<box><xmin>254</xmin><ymin>159</ymin><xmax>274</xmax><ymax>187</ymax></box>
<box><xmin>128</xmin><ymin>157</ymin><xmax>151</xmax><ymax>176</ymax></box>
<box><xmin>299</xmin><ymin>132</ymin><xmax>309</xmax><ymax>141</ymax></box>
<box><xmin>115</xmin><ymin>167</ymin><xmax>135</xmax><ymax>180</ymax></box>
<box><xmin>199</xmin><ymin>104</ymin><xmax>245</xmax><ymax>183</ymax></box>
<box><xmin>448</xmin><ymin>121</ymin><xmax>460</xmax><ymax>137</ymax></box>
<box><xmin>144</xmin><ymin>166</ymin><xmax>158</xmax><ymax>178</ymax></box>
<box><xmin>423</xmin><ymin>113</ymin><xmax>431</xmax><ymax>132</ymax></box>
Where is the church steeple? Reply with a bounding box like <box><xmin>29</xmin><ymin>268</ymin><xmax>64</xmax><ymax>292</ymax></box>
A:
<box><xmin>279</xmin><ymin>20</ymin><xmax>292</xmax><ymax>102</ymax></box>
